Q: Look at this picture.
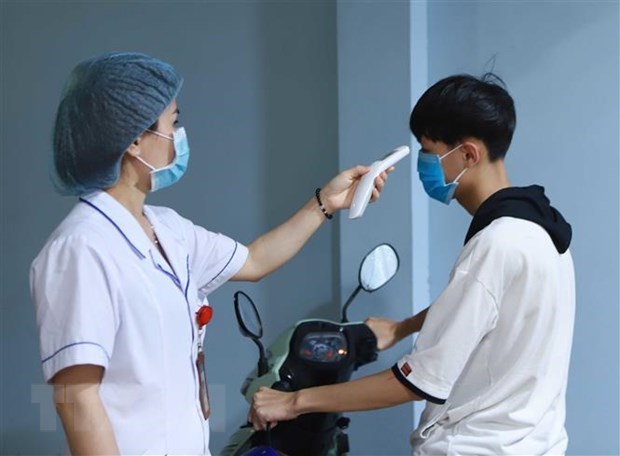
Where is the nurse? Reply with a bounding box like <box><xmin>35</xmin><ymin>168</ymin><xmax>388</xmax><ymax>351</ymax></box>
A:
<box><xmin>249</xmin><ymin>73</ymin><xmax>576</xmax><ymax>455</ymax></box>
<box><xmin>30</xmin><ymin>52</ymin><xmax>390</xmax><ymax>455</ymax></box>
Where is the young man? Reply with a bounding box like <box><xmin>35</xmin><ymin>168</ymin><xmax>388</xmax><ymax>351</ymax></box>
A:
<box><xmin>249</xmin><ymin>73</ymin><xmax>575</xmax><ymax>455</ymax></box>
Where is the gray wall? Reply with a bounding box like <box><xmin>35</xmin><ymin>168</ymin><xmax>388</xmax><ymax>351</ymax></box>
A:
<box><xmin>427</xmin><ymin>1</ymin><xmax>620</xmax><ymax>454</ymax></box>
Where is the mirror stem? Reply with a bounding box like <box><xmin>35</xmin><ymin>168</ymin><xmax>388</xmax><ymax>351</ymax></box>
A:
<box><xmin>341</xmin><ymin>285</ymin><xmax>362</xmax><ymax>323</ymax></box>
<box><xmin>253</xmin><ymin>338</ymin><xmax>268</xmax><ymax>376</ymax></box>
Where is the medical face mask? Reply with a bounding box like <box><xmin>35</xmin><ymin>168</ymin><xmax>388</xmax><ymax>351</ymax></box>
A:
<box><xmin>417</xmin><ymin>144</ymin><xmax>467</xmax><ymax>205</ymax></box>
<box><xmin>136</xmin><ymin>127</ymin><xmax>190</xmax><ymax>192</ymax></box>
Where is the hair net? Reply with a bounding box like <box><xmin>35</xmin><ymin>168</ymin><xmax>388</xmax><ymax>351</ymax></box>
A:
<box><xmin>52</xmin><ymin>52</ymin><xmax>183</xmax><ymax>195</ymax></box>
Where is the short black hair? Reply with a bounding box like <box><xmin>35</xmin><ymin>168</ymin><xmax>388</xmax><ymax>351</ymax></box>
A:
<box><xmin>410</xmin><ymin>73</ymin><xmax>516</xmax><ymax>161</ymax></box>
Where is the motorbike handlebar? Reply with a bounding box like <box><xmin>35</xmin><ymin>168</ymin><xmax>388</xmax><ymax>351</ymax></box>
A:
<box><xmin>271</xmin><ymin>380</ymin><xmax>293</xmax><ymax>392</ymax></box>
<box><xmin>351</xmin><ymin>322</ymin><xmax>379</xmax><ymax>369</ymax></box>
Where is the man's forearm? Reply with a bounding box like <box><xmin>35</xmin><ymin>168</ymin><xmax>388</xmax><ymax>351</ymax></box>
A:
<box><xmin>396</xmin><ymin>307</ymin><xmax>429</xmax><ymax>341</ymax></box>
<box><xmin>294</xmin><ymin>368</ymin><xmax>421</xmax><ymax>415</ymax></box>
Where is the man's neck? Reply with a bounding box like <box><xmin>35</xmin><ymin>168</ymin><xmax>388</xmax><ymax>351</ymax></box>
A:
<box><xmin>457</xmin><ymin>161</ymin><xmax>511</xmax><ymax>215</ymax></box>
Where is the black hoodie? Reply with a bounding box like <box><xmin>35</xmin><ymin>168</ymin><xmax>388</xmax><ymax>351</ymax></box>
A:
<box><xmin>464</xmin><ymin>185</ymin><xmax>572</xmax><ymax>254</ymax></box>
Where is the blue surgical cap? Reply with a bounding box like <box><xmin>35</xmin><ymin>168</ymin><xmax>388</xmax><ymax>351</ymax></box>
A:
<box><xmin>52</xmin><ymin>52</ymin><xmax>183</xmax><ymax>195</ymax></box>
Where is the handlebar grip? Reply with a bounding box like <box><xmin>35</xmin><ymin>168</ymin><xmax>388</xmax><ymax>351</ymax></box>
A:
<box><xmin>271</xmin><ymin>380</ymin><xmax>293</xmax><ymax>392</ymax></box>
<box><xmin>353</xmin><ymin>323</ymin><xmax>379</xmax><ymax>369</ymax></box>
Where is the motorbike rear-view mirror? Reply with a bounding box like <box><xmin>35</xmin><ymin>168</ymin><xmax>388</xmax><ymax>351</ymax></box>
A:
<box><xmin>234</xmin><ymin>290</ymin><xmax>269</xmax><ymax>376</ymax></box>
<box><xmin>359</xmin><ymin>243</ymin><xmax>399</xmax><ymax>292</ymax></box>
<box><xmin>234</xmin><ymin>291</ymin><xmax>263</xmax><ymax>340</ymax></box>
<box><xmin>341</xmin><ymin>243</ymin><xmax>400</xmax><ymax>322</ymax></box>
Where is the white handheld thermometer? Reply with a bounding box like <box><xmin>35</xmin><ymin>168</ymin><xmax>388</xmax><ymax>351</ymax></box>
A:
<box><xmin>349</xmin><ymin>145</ymin><xmax>410</xmax><ymax>219</ymax></box>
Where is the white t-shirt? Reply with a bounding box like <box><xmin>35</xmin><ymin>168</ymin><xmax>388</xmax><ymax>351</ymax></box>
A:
<box><xmin>394</xmin><ymin>216</ymin><xmax>575</xmax><ymax>455</ymax></box>
<box><xmin>30</xmin><ymin>191</ymin><xmax>248</xmax><ymax>455</ymax></box>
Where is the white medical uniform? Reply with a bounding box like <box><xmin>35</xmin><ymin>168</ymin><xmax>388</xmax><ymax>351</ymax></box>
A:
<box><xmin>30</xmin><ymin>191</ymin><xmax>248</xmax><ymax>455</ymax></box>
<box><xmin>394</xmin><ymin>217</ymin><xmax>575</xmax><ymax>455</ymax></box>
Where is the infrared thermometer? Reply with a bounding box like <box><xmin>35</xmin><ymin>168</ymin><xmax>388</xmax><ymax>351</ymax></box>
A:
<box><xmin>349</xmin><ymin>145</ymin><xmax>410</xmax><ymax>219</ymax></box>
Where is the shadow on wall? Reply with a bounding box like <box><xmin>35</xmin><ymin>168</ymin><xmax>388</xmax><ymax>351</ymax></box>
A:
<box><xmin>206</xmin><ymin>3</ymin><xmax>340</xmax><ymax>455</ymax></box>
<box><xmin>473</xmin><ymin>2</ymin><xmax>614</xmax><ymax>82</ymax></box>
<box><xmin>1</xmin><ymin>428</ymin><xmax>65</xmax><ymax>456</ymax></box>
<box><xmin>254</xmin><ymin>2</ymin><xmax>339</xmax><ymax>328</ymax></box>
<box><xmin>302</xmin><ymin>301</ymin><xmax>341</xmax><ymax>322</ymax></box>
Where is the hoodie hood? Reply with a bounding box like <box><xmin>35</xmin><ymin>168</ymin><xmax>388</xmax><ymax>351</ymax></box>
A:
<box><xmin>464</xmin><ymin>185</ymin><xmax>572</xmax><ymax>253</ymax></box>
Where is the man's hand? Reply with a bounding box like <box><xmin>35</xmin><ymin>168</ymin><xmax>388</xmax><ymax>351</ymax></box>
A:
<box><xmin>365</xmin><ymin>317</ymin><xmax>400</xmax><ymax>351</ymax></box>
<box><xmin>248</xmin><ymin>387</ymin><xmax>298</xmax><ymax>431</ymax></box>
<box><xmin>320</xmin><ymin>165</ymin><xmax>393</xmax><ymax>214</ymax></box>
<box><xmin>366</xmin><ymin>308</ymin><xmax>430</xmax><ymax>351</ymax></box>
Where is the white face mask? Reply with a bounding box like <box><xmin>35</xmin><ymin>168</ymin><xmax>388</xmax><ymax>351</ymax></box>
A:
<box><xmin>135</xmin><ymin>127</ymin><xmax>190</xmax><ymax>192</ymax></box>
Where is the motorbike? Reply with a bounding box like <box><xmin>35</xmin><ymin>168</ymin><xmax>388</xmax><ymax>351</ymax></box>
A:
<box><xmin>222</xmin><ymin>243</ymin><xmax>400</xmax><ymax>456</ymax></box>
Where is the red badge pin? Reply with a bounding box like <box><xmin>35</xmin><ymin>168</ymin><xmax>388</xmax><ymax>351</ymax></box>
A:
<box><xmin>196</xmin><ymin>305</ymin><xmax>213</xmax><ymax>328</ymax></box>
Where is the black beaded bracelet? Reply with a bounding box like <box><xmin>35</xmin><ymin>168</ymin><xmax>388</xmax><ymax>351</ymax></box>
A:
<box><xmin>315</xmin><ymin>188</ymin><xmax>333</xmax><ymax>220</ymax></box>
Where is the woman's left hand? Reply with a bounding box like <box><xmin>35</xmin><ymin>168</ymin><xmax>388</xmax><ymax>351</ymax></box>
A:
<box><xmin>320</xmin><ymin>165</ymin><xmax>393</xmax><ymax>214</ymax></box>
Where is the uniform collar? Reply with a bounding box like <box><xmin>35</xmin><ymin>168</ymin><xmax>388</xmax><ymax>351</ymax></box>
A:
<box><xmin>80</xmin><ymin>191</ymin><xmax>190</xmax><ymax>291</ymax></box>
<box><xmin>143</xmin><ymin>205</ymin><xmax>188</xmax><ymax>282</ymax></box>
<box><xmin>79</xmin><ymin>190</ymin><xmax>154</xmax><ymax>259</ymax></box>
<box><xmin>143</xmin><ymin>205</ymin><xmax>185</xmax><ymax>248</ymax></box>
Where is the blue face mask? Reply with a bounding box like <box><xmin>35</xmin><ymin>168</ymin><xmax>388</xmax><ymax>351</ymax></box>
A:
<box><xmin>417</xmin><ymin>144</ymin><xmax>467</xmax><ymax>205</ymax></box>
<box><xmin>136</xmin><ymin>127</ymin><xmax>190</xmax><ymax>192</ymax></box>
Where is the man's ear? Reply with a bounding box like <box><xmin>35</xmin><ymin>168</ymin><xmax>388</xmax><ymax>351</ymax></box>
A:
<box><xmin>461</xmin><ymin>140</ymin><xmax>482</xmax><ymax>168</ymax></box>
